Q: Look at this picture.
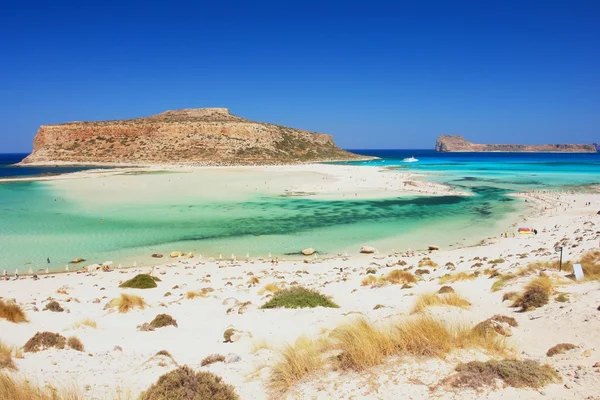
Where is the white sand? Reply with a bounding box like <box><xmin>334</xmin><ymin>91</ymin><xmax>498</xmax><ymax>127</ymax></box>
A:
<box><xmin>1</xmin><ymin>188</ymin><xmax>599</xmax><ymax>399</ymax></box>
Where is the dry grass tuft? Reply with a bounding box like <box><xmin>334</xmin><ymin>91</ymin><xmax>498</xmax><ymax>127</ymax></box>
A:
<box><xmin>201</xmin><ymin>354</ymin><xmax>226</xmax><ymax>366</ymax></box>
<box><xmin>546</xmin><ymin>343</ymin><xmax>577</xmax><ymax>357</ymax></box>
<box><xmin>418</xmin><ymin>258</ymin><xmax>438</xmax><ymax>268</ymax></box>
<box><xmin>105</xmin><ymin>293</ymin><xmax>147</xmax><ymax>313</ymax></box>
<box><xmin>502</xmin><ymin>291</ymin><xmax>519</xmax><ymax>302</ymax></box>
<box><xmin>258</xmin><ymin>283</ymin><xmax>281</xmax><ymax>295</ymax></box>
<box><xmin>563</xmin><ymin>250</ymin><xmax>600</xmax><ymax>281</ymax></box>
<box><xmin>411</xmin><ymin>292</ymin><xmax>471</xmax><ymax>314</ymax></box>
<box><xmin>186</xmin><ymin>290</ymin><xmax>207</xmax><ymax>299</ymax></box>
<box><xmin>439</xmin><ymin>272</ymin><xmax>477</xmax><ymax>284</ymax></box>
<box><xmin>71</xmin><ymin>318</ymin><xmax>97</xmax><ymax>329</ymax></box>
<box><xmin>385</xmin><ymin>270</ymin><xmax>417</xmax><ymax>284</ymax></box>
<box><xmin>0</xmin><ymin>373</ymin><xmax>81</xmax><ymax>400</ymax></box>
<box><xmin>0</xmin><ymin>340</ymin><xmax>16</xmax><ymax>370</ymax></box>
<box><xmin>43</xmin><ymin>301</ymin><xmax>64</xmax><ymax>312</ymax></box>
<box><xmin>442</xmin><ymin>360</ymin><xmax>560</xmax><ymax>389</ymax></box>
<box><xmin>491</xmin><ymin>274</ymin><xmax>516</xmax><ymax>292</ymax></box>
<box><xmin>361</xmin><ymin>275</ymin><xmax>376</xmax><ymax>286</ymax></box>
<box><xmin>0</xmin><ymin>299</ymin><xmax>27</xmax><ymax>323</ymax></box>
<box><xmin>555</xmin><ymin>293</ymin><xmax>569</xmax><ymax>302</ymax></box>
<box><xmin>247</xmin><ymin>276</ymin><xmax>260</xmax><ymax>285</ymax></box>
<box><xmin>67</xmin><ymin>336</ymin><xmax>84</xmax><ymax>352</ymax></box>
<box><xmin>267</xmin><ymin>336</ymin><xmax>325</xmax><ymax>398</ymax></box>
<box><xmin>511</xmin><ymin>277</ymin><xmax>554</xmax><ymax>312</ymax></box>
<box><xmin>250</xmin><ymin>338</ymin><xmax>271</xmax><ymax>354</ymax></box>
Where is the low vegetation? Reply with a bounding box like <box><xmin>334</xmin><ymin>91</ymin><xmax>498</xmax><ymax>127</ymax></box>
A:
<box><xmin>385</xmin><ymin>270</ymin><xmax>417</xmax><ymax>284</ymax></box>
<box><xmin>149</xmin><ymin>313</ymin><xmax>178</xmax><ymax>329</ymax></box>
<box><xmin>0</xmin><ymin>340</ymin><xmax>15</xmax><ymax>370</ymax></box>
<box><xmin>267</xmin><ymin>337</ymin><xmax>326</xmax><ymax>398</ymax></box>
<box><xmin>546</xmin><ymin>343</ymin><xmax>577</xmax><ymax>357</ymax></box>
<box><xmin>511</xmin><ymin>277</ymin><xmax>554</xmax><ymax>312</ymax></box>
<box><xmin>0</xmin><ymin>373</ymin><xmax>81</xmax><ymax>400</ymax></box>
<box><xmin>268</xmin><ymin>315</ymin><xmax>510</xmax><ymax>397</ymax></box>
<box><xmin>418</xmin><ymin>258</ymin><xmax>438</xmax><ymax>268</ymax></box>
<box><xmin>261</xmin><ymin>287</ymin><xmax>339</xmax><ymax>309</ymax></box>
<box><xmin>439</xmin><ymin>272</ymin><xmax>477</xmax><ymax>284</ymax></box>
<box><xmin>119</xmin><ymin>274</ymin><xmax>158</xmax><ymax>289</ymax></box>
<box><xmin>247</xmin><ymin>276</ymin><xmax>260</xmax><ymax>285</ymax></box>
<box><xmin>139</xmin><ymin>365</ymin><xmax>239</xmax><ymax>400</ymax></box>
<box><xmin>71</xmin><ymin>318</ymin><xmax>97</xmax><ymax>329</ymax></box>
<box><xmin>555</xmin><ymin>293</ymin><xmax>569</xmax><ymax>302</ymax></box>
<box><xmin>43</xmin><ymin>301</ymin><xmax>64</xmax><ymax>312</ymax></box>
<box><xmin>23</xmin><ymin>332</ymin><xmax>67</xmax><ymax>353</ymax></box>
<box><xmin>488</xmin><ymin>258</ymin><xmax>505</xmax><ymax>264</ymax></box>
<box><xmin>258</xmin><ymin>283</ymin><xmax>281</xmax><ymax>295</ymax></box>
<box><xmin>491</xmin><ymin>274</ymin><xmax>516</xmax><ymax>292</ymax></box>
<box><xmin>411</xmin><ymin>292</ymin><xmax>471</xmax><ymax>314</ymax></box>
<box><xmin>105</xmin><ymin>293</ymin><xmax>147</xmax><ymax>313</ymax></box>
<box><xmin>442</xmin><ymin>360</ymin><xmax>560</xmax><ymax>389</ymax></box>
<box><xmin>201</xmin><ymin>354</ymin><xmax>226</xmax><ymax>366</ymax></box>
<box><xmin>563</xmin><ymin>250</ymin><xmax>600</xmax><ymax>281</ymax></box>
<box><xmin>0</xmin><ymin>299</ymin><xmax>27</xmax><ymax>323</ymax></box>
<box><xmin>186</xmin><ymin>290</ymin><xmax>208</xmax><ymax>299</ymax></box>
<box><xmin>67</xmin><ymin>336</ymin><xmax>85</xmax><ymax>352</ymax></box>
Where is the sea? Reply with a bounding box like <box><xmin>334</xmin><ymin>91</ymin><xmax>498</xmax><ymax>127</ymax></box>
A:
<box><xmin>1</xmin><ymin>151</ymin><xmax>599</xmax><ymax>273</ymax></box>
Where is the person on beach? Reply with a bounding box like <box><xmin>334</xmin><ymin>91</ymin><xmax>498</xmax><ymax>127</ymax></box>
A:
<box><xmin>47</xmin><ymin>257</ymin><xmax>50</xmax><ymax>264</ymax></box>
<box><xmin>3</xmin><ymin>270</ymin><xmax>7</xmax><ymax>281</ymax></box>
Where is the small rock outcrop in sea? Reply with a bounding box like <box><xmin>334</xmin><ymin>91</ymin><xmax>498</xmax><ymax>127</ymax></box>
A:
<box><xmin>435</xmin><ymin>135</ymin><xmax>597</xmax><ymax>153</ymax></box>
<box><xmin>302</xmin><ymin>248</ymin><xmax>316</xmax><ymax>256</ymax></box>
<box><xmin>360</xmin><ymin>246</ymin><xmax>376</xmax><ymax>254</ymax></box>
<box><xmin>21</xmin><ymin>108</ymin><xmax>364</xmax><ymax>166</ymax></box>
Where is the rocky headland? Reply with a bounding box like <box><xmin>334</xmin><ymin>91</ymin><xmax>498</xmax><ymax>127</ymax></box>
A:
<box><xmin>436</xmin><ymin>135</ymin><xmax>597</xmax><ymax>153</ymax></box>
<box><xmin>20</xmin><ymin>108</ymin><xmax>364</xmax><ymax>166</ymax></box>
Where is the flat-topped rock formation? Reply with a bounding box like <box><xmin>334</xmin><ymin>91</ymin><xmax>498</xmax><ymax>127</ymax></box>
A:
<box><xmin>21</xmin><ymin>108</ymin><xmax>364</xmax><ymax>166</ymax></box>
<box><xmin>436</xmin><ymin>135</ymin><xmax>597</xmax><ymax>153</ymax></box>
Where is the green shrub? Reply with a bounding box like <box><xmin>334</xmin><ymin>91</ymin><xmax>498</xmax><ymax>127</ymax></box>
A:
<box><xmin>139</xmin><ymin>365</ymin><xmax>239</xmax><ymax>400</ymax></box>
<box><xmin>119</xmin><ymin>274</ymin><xmax>157</xmax><ymax>289</ymax></box>
<box><xmin>261</xmin><ymin>287</ymin><xmax>339</xmax><ymax>309</ymax></box>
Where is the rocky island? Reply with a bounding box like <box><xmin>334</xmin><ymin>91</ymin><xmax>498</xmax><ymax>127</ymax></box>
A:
<box><xmin>436</xmin><ymin>135</ymin><xmax>597</xmax><ymax>153</ymax></box>
<box><xmin>20</xmin><ymin>108</ymin><xmax>364</xmax><ymax>166</ymax></box>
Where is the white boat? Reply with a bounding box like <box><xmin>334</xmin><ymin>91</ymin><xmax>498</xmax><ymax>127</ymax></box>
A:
<box><xmin>402</xmin><ymin>156</ymin><xmax>418</xmax><ymax>162</ymax></box>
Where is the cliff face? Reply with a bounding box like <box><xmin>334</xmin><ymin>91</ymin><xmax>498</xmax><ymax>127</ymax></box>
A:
<box><xmin>436</xmin><ymin>135</ymin><xmax>597</xmax><ymax>153</ymax></box>
<box><xmin>21</xmin><ymin>108</ymin><xmax>363</xmax><ymax>165</ymax></box>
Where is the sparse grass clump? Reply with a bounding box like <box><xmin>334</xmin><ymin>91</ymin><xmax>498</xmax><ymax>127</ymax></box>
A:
<box><xmin>261</xmin><ymin>287</ymin><xmax>339</xmax><ymax>309</ymax></box>
<box><xmin>385</xmin><ymin>269</ymin><xmax>417</xmax><ymax>284</ymax></box>
<box><xmin>105</xmin><ymin>293</ymin><xmax>146</xmax><ymax>313</ymax></box>
<box><xmin>267</xmin><ymin>337</ymin><xmax>325</xmax><ymax>398</ymax></box>
<box><xmin>438</xmin><ymin>285</ymin><xmax>455</xmax><ymax>294</ymax></box>
<box><xmin>258</xmin><ymin>283</ymin><xmax>280</xmax><ymax>295</ymax></box>
<box><xmin>439</xmin><ymin>272</ymin><xmax>477</xmax><ymax>284</ymax></box>
<box><xmin>555</xmin><ymin>293</ymin><xmax>569</xmax><ymax>302</ymax></box>
<box><xmin>361</xmin><ymin>275</ymin><xmax>377</xmax><ymax>286</ymax></box>
<box><xmin>119</xmin><ymin>274</ymin><xmax>157</xmax><ymax>289</ymax></box>
<box><xmin>491</xmin><ymin>274</ymin><xmax>516</xmax><ymax>292</ymax></box>
<box><xmin>201</xmin><ymin>354</ymin><xmax>226</xmax><ymax>366</ymax></box>
<box><xmin>67</xmin><ymin>336</ymin><xmax>84</xmax><ymax>352</ymax></box>
<box><xmin>472</xmin><ymin>315</ymin><xmax>518</xmax><ymax>338</ymax></box>
<box><xmin>186</xmin><ymin>290</ymin><xmax>208</xmax><ymax>299</ymax></box>
<box><xmin>0</xmin><ymin>299</ymin><xmax>27</xmax><ymax>323</ymax></box>
<box><xmin>139</xmin><ymin>365</ymin><xmax>239</xmax><ymax>400</ymax></box>
<box><xmin>23</xmin><ymin>332</ymin><xmax>67</xmax><ymax>353</ymax></box>
<box><xmin>247</xmin><ymin>276</ymin><xmax>260</xmax><ymax>285</ymax></box>
<box><xmin>512</xmin><ymin>277</ymin><xmax>554</xmax><ymax>312</ymax></box>
<box><xmin>546</xmin><ymin>343</ymin><xmax>577</xmax><ymax>357</ymax></box>
<box><xmin>563</xmin><ymin>250</ymin><xmax>600</xmax><ymax>281</ymax></box>
<box><xmin>71</xmin><ymin>318</ymin><xmax>97</xmax><ymax>329</ymax></box>
<box><xmin>0</xmin><ymin>341</ymin><xmax>15</xmax><ymax>370</ymax></box>
<box><xmin>0</xmin><ymin>373</ymin><xmax>81</xmax><ymax>400</ymax></box>
<box><xmin>502</xmin><ymin>291</ymin><xmax>519</xmax><ymax>302</ymax></box>
<box><xmin>411</xmin><ymin>292</ymin><xmax>471</xmax><ymax>314</ymax></box>
<box><xmin>488</xmin><ymin>258</ymin><xmax>505</xmax><ymax>264</ymax></box>
<box><xmin>443</xmin><ymin>360</ymin><xmax>560</xmax><ymax>389</ymax></box>
<box><xmin>418</xmin><ymin>258</ymin><xmax>438</xmax><ymax>268</ymax></box>
<box><xmin>43</xmin><ymin>301</ymin><xmax>64</xmax><ymax>312</ymax></box>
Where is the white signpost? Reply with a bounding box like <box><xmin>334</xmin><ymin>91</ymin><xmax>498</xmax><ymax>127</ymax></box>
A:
<box><xmin>573</xmin><ymin>263</ymin><xmax>584</xmax><ymax>281</ymax></box>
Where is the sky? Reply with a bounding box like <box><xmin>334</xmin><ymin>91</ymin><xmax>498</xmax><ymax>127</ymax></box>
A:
<box><xmin>0</xmin><ymin>0</ymin><xmax>599</xmax><ymax>152</ymax></box>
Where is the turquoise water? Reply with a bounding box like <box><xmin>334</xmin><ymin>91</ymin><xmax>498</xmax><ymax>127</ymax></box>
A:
<box><xmin>1</xmin><ymin>150</ymin><xmax>599</xmax><ymax>272</ymax></box>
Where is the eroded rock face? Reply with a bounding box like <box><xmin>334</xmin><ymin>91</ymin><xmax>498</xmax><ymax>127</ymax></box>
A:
<box><xmin>21</xmin><ymin>108</ymin><xmax>363</xmax><ymax>165</ymax></box>
<box><xmin>435</xmin><ymin>135</ymin><xmax>597</xmax><ymax>153</ymax></box>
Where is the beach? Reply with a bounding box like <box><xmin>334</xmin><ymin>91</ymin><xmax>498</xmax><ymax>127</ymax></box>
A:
<box><xmin>1</xmin><ymin>181</ymin><xmax>599</xmax><ymax>399</ymax></box>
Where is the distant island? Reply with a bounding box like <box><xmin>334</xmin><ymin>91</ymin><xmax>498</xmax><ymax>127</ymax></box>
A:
<box><xmin>436</xmin><ymin>135</ymin><xmax>598</xmax><ymax>153</ymax></box>
<box><xmin>20</xmin><ymin>108</ymin><xmax>364</xmax><ymax>166</ymax></box>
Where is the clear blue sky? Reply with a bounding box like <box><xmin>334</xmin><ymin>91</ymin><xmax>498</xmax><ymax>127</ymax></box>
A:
<box><xmin>1</xmin><ymin>0</ymin><xmax>599</xmax><ymax>152</ymax></box>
